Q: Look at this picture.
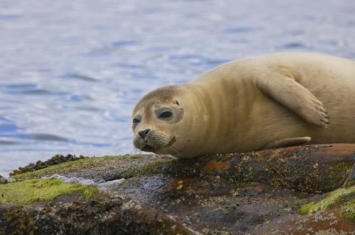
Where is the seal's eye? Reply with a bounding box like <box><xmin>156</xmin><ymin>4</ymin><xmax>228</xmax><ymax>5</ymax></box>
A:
<box><xmin>132</xmin><ymin>115</ymin><xmax>142</xmax><ymax>125</ymax></box>
<box><xmin>155</xmin><ymin>108</ymin><xmax>174</xmax><ymax>120</ymax></box>
<box><xmin>159</xmin><ymin>111</ymin><xmax>173</xmax><ymax>119</ymax></box>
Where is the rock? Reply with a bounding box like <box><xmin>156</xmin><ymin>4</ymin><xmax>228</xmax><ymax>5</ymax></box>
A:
<box><xmin>9</xmin><ymin>154</ymin><xmax>87</xmax><ymax>176</ymax></box>
<box><xmin>0</xmin><ymin>196</ymin><xmax>197</xmax><ymax>235</ymax></box>
<box><xmin>1</xmin><ymin>144</ymin><xmax>355</xmax><ymax>234</ymax></box>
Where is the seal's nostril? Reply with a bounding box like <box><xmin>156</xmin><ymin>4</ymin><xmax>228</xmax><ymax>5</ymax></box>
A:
<box><xmin>138</xmin><ymin>129</ymin><xmax>150</xmax><ymax>139</ymax></box>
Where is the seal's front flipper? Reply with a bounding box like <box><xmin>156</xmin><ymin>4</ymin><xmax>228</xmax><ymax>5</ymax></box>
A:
<box><xmin>263</xmin><ymin>136</ymin><xmax>311</xmax><ymax>149</ymax></box>
<box><xmin>256</xmin><ymin>72</ymin><xmax>329</xmax><ymax>128</ymax></box>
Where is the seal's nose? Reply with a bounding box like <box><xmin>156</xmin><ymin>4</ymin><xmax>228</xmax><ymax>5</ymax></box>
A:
<box><xmin>138</xmin><ymin>129</ymin><xmax>150</xmax><ymax>139</ymax></box>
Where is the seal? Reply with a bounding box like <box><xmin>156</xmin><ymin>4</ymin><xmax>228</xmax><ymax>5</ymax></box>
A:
<box><xmin>132</xmin><ymin>52</ymin><xmax>355</xmax><ymax>158</ymax></box>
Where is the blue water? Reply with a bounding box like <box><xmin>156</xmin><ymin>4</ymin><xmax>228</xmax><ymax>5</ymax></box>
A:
<box><xmin>1</xmin><ymin>0</ymin><xmax>355</xmax><ymax>176</ymax></box>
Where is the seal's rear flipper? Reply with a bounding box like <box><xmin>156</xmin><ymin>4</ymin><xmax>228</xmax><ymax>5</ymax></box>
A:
<box><xmin>263</xmin><ymin>136</ymin><xmax>311</xmax><ymax>149</ymax></box>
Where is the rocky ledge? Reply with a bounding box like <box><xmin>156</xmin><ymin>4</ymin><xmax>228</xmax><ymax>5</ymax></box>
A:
<box><xmin>1</xmin><ymin>144</ymin><xmax>355</xmax><ymax>235</ymax></box>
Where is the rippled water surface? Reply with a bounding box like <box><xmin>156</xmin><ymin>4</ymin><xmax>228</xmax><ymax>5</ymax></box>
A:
<box><xmin>1</xmin><ymin>0</ymin><xmax>355</xmax><ymax>176</ymax></box>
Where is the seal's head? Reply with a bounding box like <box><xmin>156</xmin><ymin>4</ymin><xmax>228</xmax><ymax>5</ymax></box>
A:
<box><xmin>132</xmin><ymin>85</ymin><xmax>187</xmax><ymax>157</ymax></box>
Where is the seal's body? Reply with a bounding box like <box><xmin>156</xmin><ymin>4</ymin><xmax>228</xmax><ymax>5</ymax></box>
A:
<box><xmin>132</xmin><ymin>52</ymin><xmax>355</xmax><ymax>158</ymax></box>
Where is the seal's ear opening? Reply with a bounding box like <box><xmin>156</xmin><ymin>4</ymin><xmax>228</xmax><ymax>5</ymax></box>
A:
<box><xmin>174</xmin><ymin>100</ymin><xmax>180</xmax><ymax>105</ymax></box>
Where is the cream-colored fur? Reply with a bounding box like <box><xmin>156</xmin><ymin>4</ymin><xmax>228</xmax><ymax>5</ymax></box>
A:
<box><xmin>132</xmin><ymin>52</ymin><xmax>355</xmax><ymax>158</ymax></box>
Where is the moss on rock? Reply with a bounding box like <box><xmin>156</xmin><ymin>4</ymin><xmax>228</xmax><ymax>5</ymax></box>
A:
<box><xmin>341</xmin><ymin>199</ymin><xmax>355</xmax><ymax>222</ymax></box>
<box><xmin>11</xmin><ymin>154</ymin><xmax>143</xmax><ymax>181</ymax></box>
<box><xmin>10</xmin><ymin>154</ymin><xmax>88</xmax><ymax>176</ymax></box>
<box><xmin>299</xmin><ymin>185</ymin><xmax>355</xmax><ymax>222</ymax></box>
<box><xmin>0</xmin><ymin>178</ymin><xmax>98</xmax><ymax>205</ymax></box>
<box><xmin>119</xmin><ymin>159</ymin><xmax>173</xmax><ymax>179</ymax></box>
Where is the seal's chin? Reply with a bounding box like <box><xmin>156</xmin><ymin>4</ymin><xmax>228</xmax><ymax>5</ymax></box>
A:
<box><xmin>141</xmin><ymin>145</ymin><xmax>155</xmax><ymax>153</ymax></box>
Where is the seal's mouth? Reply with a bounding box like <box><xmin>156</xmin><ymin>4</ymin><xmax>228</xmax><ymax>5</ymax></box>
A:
<box><xmin>142</xmin><ymin>145</ymin><xmax>155</xmax><ymax>152</ymax></box>
<box><xmin>141</xmin><ymin>136</ymin><xmax>176</xmax><ymax>153</ymax></box>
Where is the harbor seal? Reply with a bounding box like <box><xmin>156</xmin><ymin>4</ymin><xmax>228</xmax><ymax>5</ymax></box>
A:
<box><xmin>132</xmin><ymin>52</ymin><xmax>355</xmax><ymax>158</ymax></box>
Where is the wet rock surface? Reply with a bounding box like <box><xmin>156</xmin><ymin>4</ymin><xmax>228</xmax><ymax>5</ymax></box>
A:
<box><xmin>1</xmin><ymin>144</ymin><xmax>355</xmax><ymax>234</ymax></box>
<box><xmin>0</xmin><ymin>194</ymin><xmax>196</xmax><ymax>235</ymax></box>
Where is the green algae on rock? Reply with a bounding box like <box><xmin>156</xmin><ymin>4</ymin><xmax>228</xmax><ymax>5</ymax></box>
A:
<box><xmin>11</xmin><ymin>157</ymin><xmax>103</xmax><ymax>181</ymax></box>
<box><xmin>299</xmin><ymin>186</ymin><xmax>355</xmax><ymax>222</ymax></box>
<box><xmin>11</xmin><ymin>154</ymin><xmax>160</xmax><ymax>182</ymax></box>
<box><xmin>0</xmin><ymin>178</ymin><xmax>98</xmax><ymax>205</ymax></box>
<box><xmin>118</xmin><ymin>158</ymin><xmax>173</xmax><ymax>179</ymax></box>
<box><xmin>10</xmin><ymin>154</ymin><xmax>88</xmax><ymax>177</ymax></box>
<box><xmin>341</xmin><ymin>199</ymin><xmax>355</xmax><ymax>223</ymax></box>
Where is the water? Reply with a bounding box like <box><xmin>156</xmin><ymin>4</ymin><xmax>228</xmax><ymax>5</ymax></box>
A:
<box><xmin>0</xmin><ymin>0</ymin><xmax>354</xmax><ymax>176</ymax></box>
